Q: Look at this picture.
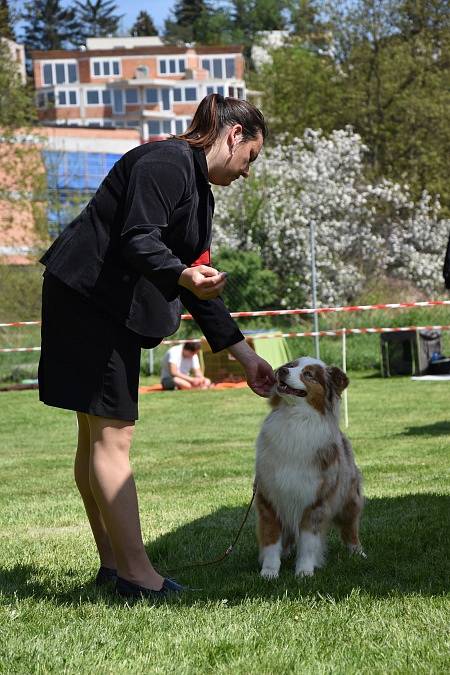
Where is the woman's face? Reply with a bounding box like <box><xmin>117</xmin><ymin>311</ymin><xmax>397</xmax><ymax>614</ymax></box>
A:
<box><xmin>207</xmin><ymin>126</ymin><xmax>264</xmax><ymax>186</ymax></box>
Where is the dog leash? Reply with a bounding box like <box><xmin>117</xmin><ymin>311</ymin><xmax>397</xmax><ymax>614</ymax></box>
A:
<box><xmin>164</xmin><ymin>482</ymin><xmax>257</xmax><ymax>574</ymax></box>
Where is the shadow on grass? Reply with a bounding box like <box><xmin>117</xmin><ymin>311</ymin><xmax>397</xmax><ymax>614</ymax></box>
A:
<box><xmin>1</xmin><ymin>493</ymin><xmax>448</xmax><ymax>607</ymax></box>
<box><xmin>401</xmin><ymin>421</ymin><xmax>450</xmax><ymax>436</ymax></box>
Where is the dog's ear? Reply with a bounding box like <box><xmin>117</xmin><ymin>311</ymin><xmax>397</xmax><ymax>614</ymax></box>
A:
<box><xmin>327</xmin><ymin>366</ymin><xmax>349</xmax><ymax>395</ymax></box>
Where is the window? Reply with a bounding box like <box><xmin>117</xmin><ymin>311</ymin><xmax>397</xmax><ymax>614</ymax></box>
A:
<box><xmin>225</xmin><ymin>58</ymin><xmax>235</xmax><ymax>78</ymax></box>
<box><xmin>125</xmin><ymin>89</ymin><xmax>139</xmax><ymax>104</ymax></box>
<box><xmin>47</xmin><ymin>92</ymin><xmax>55</xmax><ymax>104</ymax></box>
<box><xmin>91</xmin><ymin>60</ymin><xmax>121</xmax><ymax>77</ymax></box>
<box><xmin>158</xmin><ymin>57</ymin><xmax>187</xmax><ymax>75</ymax></box>
<box><xmin>175</xmin><ymin>120</ymin><xmax>184</xmax><ymax>134</ymax></box>
<box><xmin>217</xmin><ymin>86</ymin><xmax>224</xmax><ymax>96</ymax></box>
<box><xmin>102</xmin><ymin>90</ymin><xmax>111</xmax><ymax>105</ymax></box>
<box><xmin>56</xmin><ymin>90</ymin><xmax>78</xmax><ymax>106</ymax></box>
<box><xmin>228</xmin><ymin>86</ymin><xmax>235</xmax><ymax>97</ymax></box>
<box><xmin>206</xmin><ymin>86</ymin><xmax>214</xmax><ymax>95</ymax></box>
<box><xmin>68</xmin><ymin>64</ymin><xmax>77</xmax><ymax>82</ymax></box>
<box><xmin>201</xmin><ymin>55</ymin><xmax>238</xmax><ymax>80</ymax></box>
<box><xmin>213</xmin><ymin>59</ymin><xmax>223</xmax><ymax>78</ymax></box>
<box><xmin>185</xmin><ymin>87</ymin><xmax>197</xmax><ymax>101</ymax></box>
<box><xmin>163</xmin><ymin>120</ymin><xmax>172</xmax><ymax>134</ymax></box>
<box><xmin>173</xmin><ymin>88</ymin><xmax>182</xmax><ymax>102</ymax></box>
<box><xmin>86</xmin><ymin>90</ymin><xmax>99</xmax><ymax>105</ymax></box>
<box><xmin>145</xmin><ymin>88</ymin><xmax>158</xmax><ymax>103</ymax></box>
<box><xmin>127</xmin><ymin>120</ymin><xmax>140</xmax><ymax>127</ymax></box>
<box><xmin>42</xmin><ymin>61</ymin><xmax>78</xmax><ymax>85</ymax></box>
<box><xmin>149</xmin><ymin>121</ymin><xmax>160</xmax><ymax>135</ymax></box>
<box><xmin>37</xmin><ymin>93</ymin><xmax>46</xmax><ymax>108</ymax></box>
<box><xmin>237</xmin><ymin>87</ymin><xmax>244</xmax><ymax>99</ymax></box>
<box><xmin>43</xmin><ymin>64</ymin><xmax>52</xmax><ymax>85</ymax></box>
<box><xmin>113</xmin><ymin>89</ymin><xmax>124</xmax><ymax>114</ymax></box>
<box><xmin>55</xmin><ymin>64</ymin><xmax>65</xmax><ymax>84</ymax></box>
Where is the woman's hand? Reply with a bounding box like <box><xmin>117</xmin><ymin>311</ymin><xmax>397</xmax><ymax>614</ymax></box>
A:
<box><xmin>178</xmin><ymin>266</ymin><xmax>227</xmax><ymax>300</ymax></box>
<box><xmin>228</xmin><ymin>340</ymin><xmax>276</xmax><ymax>398</ymax></box>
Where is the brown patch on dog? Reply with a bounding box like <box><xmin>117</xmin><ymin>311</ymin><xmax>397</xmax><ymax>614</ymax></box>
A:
<box><xmin>317</xmin><ymin>443</ymin><xmax>339</xmax><ymax>471</ymax></box>
<box><xmin>326</xmin><ymin>366</ymin><xmax>349</xmax><ymax>397</ymax></box>
<box><xmin>300</xmin><ymin>498</ymin><xmax>326</xmax><ymax>535</ymax></box>
<box><xmin>269</xmin><ymin>394</ymin><xmax>282</xmax><ymax>408</ymax></box>
<box><xmin>300</xmin><ymin>365</ymin><xmax>327</xmax><ymax>414</ymax></box>
<box><xmin>334</xmin><ymin>477</ymin><xmax>363</xmax><ymax>547</ymax></box>
<box><xmin>256</xmin><ymin>491</ymin><xmax>282</xmax><ymax>546</ymax></box>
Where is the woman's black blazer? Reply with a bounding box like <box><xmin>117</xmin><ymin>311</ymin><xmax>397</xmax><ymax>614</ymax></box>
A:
<box><xmin>40</xmin><ymin>139</ymin><xmax>244</xmax><ymax>352</ymax></box>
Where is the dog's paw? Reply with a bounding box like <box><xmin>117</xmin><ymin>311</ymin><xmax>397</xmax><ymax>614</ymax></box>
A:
<box><xmin>348</xmin><ymin>544</ymin><xmax>367</xmax><ymax>558</ymax></box>
<box><xmin>295</xmin><ymin>561</ymin><xmax>315</xmax><ymax>577</ymax></box>
<box><xmin>260</xmin><ymin>566</ymin><xmax>279</xmax><ymax>580</ymax></box>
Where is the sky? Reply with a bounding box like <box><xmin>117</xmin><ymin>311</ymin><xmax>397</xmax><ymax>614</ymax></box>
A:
<box><xmin>14</xmin><ymin>1</ymin><xmax>177</xmax><ymax>36</ymax></box>
<box><xmin>114</xmin><ymin>0</ymin><xmax>177</xmax><ymax>33</ymax></box>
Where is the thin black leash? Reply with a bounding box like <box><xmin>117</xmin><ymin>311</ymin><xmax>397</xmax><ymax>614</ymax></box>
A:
<box><xmin>164</xmin><ymin>482</ymin><xmax>257</xmax><ymax>575</ymax></box>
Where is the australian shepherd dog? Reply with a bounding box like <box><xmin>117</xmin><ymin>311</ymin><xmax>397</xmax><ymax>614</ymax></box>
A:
<box><xmin>255</xmin><ymin>357</ymin><xmax>365</xmax><ymax>579</ymax></box>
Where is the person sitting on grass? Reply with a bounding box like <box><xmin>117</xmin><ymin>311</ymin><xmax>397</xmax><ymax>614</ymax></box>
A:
<box><xmin>160</xmin><ymin>342</ymin><xmax>212</xmax><ymax>390</ymax></box>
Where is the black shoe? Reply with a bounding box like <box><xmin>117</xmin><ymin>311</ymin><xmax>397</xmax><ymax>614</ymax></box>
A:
<box><xmin>95</xmin><ymin>566</ymin><xmax>118</xmax><ymax>587</ymax></box>
<box><xmin>115</xmin><ymin>576</ymin><xmax>184</xmax><ymax>601</ymax></box>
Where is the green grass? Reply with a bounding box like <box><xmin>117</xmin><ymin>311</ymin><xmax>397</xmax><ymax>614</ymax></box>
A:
<box><xmin>0</xmin><ymin>374</ymin><xmax>449</xmax><ymax>674</ymax></box>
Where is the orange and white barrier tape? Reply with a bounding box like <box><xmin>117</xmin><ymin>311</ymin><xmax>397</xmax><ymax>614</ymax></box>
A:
<box><xmin>1</xmin><ymin>299</ymin><xmax>450</xmax><ymax>329</ymax></box>
<box><xmin>1</xmin><ymin>324</ymin><xmax>448</xmax><ymax>353</ymax></box>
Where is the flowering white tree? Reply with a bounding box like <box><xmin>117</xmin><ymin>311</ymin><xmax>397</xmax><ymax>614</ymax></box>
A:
<box><xmin>213</xmin><ymin>128</ymin><xmax>449</xmax><ymax>306</ymax></box>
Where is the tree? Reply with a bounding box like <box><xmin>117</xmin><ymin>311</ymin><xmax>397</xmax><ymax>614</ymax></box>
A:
<box><xmin>255</xmin><ymin>0</ymin><xmax>450</xmax><ymax>211</ymax></box>
<box><xmin>130</xmin><ymin>10</ymin><xmax>158</xmax><ymax>37</ymax></box>
<box><xmin>74</xmin><ymin>0</ymin><xmax>123</xmax><ymax>42</ymax></box>
<box><xmin>214</xmin><ymin>248</ymin><xmax>279</xmax><ymax>311</ymax></box>
<box><xmin>21</xmin><ymin>0</ymin><xmax>79</xmax><ymax>50</ymax></box>
<box><xmin>0</xmin><ymin>0</ymin><xmax>15</xmax><ymax>40</ymax></box>
<box><xmin>164</xmin><ymin>0</ymin><xmax>213</xmax><ymax>44</ymax></box>
<box><xmin>0</xmin><ymin>39</ymin><xmax>35</xmax><ymax>129</ymax></box>
<box><xmin>213</xmin><ymin>130</ymin><xmax>449</xmax><ymax>306</ymax></box>
<box><xmin>251</xmin><ymin>43</ymin><xmax>342</xmax><ymax>136</ymax></box>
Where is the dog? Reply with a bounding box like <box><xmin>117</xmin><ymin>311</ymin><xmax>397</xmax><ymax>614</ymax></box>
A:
<box><xmin>255</xmin><ymin>356</ymin><xmax>365</xmax><ymax>579</ymax></box>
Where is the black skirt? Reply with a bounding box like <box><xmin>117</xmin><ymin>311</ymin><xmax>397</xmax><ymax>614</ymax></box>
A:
<box><xmin>38</xmin><ymin>273</ymin><xmax>159</xmax><ymax>421</ymax></box>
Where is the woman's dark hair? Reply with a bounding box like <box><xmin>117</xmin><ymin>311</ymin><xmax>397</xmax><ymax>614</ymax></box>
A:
<box><xmin>174</xmin><ymin>94</ymin><xmax>267</xmax><ymax>148</ymax></box>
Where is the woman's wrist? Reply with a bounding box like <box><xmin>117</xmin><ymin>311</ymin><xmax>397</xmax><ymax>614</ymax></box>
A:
<box><xmin>228</xmin><ymin>339</ymin><xmax>258</xmax><ymax>367</ymax></box>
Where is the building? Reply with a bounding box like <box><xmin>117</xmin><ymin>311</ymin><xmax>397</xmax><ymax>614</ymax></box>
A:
<box><xmin>31</xmin><ymin>37</ymin><xmax>246</xmax><ymax>141</ymax></box>
<box><xmin>1</xmin><ymin>37</ymin><xmax>26</xmax><ymax>84</ymax></box>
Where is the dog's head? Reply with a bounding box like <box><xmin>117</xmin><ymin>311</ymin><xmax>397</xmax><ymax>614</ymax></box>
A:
<box><xmin>271</xmin><ymin>357</ymin><xmax>349</xmax><ymax>415</ymax></box>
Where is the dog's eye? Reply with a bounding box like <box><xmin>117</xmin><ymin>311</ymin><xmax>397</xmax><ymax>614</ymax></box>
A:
<box><xmin>303</xmin><ymin>371</ymin><xmax>315</xmax><ymax>380</ymax></box>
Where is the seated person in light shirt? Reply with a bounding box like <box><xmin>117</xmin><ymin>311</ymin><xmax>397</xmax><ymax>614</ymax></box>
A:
<box><xmin>160</xmin><ymin>342</ymin><xmax>212</xmax><ymax>390</ymax></box>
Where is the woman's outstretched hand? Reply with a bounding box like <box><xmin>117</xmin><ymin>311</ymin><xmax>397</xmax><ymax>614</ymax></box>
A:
<box><xmin>178</xmin><ymin>266</ymin><xmax>227</xmax><ymax>300</ymax></box>
<box><xmin>228</xmin><ymin>340</ymin><xmax>276</xmax><ymax>398</ymax></box>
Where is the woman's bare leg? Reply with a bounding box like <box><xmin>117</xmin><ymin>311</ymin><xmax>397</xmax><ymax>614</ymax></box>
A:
<box><xmin>74</xmin><ymin>412</ymin><xmax>116</xmax><ymax>568</ymax></box>
<box><xmin>86</xmin><ymin>414</ymin><xmax>164</xmax><ymax>590</ymax></box>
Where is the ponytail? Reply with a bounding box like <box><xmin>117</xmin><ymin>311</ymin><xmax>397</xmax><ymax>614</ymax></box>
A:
<box><xmin>174</xmin><ymin>94</ymin><xmax>267</xmax><ymax>148</ymax></box>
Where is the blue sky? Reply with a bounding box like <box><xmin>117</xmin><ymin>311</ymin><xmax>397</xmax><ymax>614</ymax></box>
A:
<box><xmin>114</xmin><ymin>0</ymin><xmax>177</xmax><ymax>33</ymax></box>
<box><xmin>14</xmin><ymin>1</ymin><xmax>177</xmax><ymax>36</ymax></box>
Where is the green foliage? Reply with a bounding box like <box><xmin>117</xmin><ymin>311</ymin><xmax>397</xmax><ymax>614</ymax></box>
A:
<box><xmin>214</xmin><ymin>247</ymin><xmax>279</xmax><ymax>311</ymax></box>
<box><xmin>251</xmin><ymin>43</ymin><xmax>341</xmax><ymax>135</ymax></box>
<box><xmin>21</xmin><ymin>0</ymin><xmax>79</xmax><ymax>50</ymax></box>
<box><xmin>0</xmin><ymin>0</ymin><xmax>14</xmax><ymax>39</ymax></box>
<box><xmin>0</xmin><ymin>40</ymin><xmax>35</xmax><ymax>128</ymax></box>
<box><xmin>74</xmin><ymin>0</ymin><xmax>123</xmax><ymax>42</ymax></box>
<box><xmin>255</xmin><ymin>0</ymin><xmax>450</xmax><ymax>212</ymax></box>
<box><xmin>130</xmin><ymin>10</ymin><xmax>158</xmax><ymax>37</ymax></box>
<box><xmin>0</xmin><ymin>265</ymin><xmax>43</xmax><ymax>322</ymax></box>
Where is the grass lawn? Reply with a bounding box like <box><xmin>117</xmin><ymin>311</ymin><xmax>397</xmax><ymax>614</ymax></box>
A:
<box><xmin>0</xmin><ymin>373</ymin><xmax>449</xmax><ymax>673</ymax></box>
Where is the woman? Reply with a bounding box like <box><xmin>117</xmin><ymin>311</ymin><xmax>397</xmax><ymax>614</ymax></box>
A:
<box><xmin>38</xmin><ymin>94</ymin><xmax>275</xmax><ymax>600</ymax></box>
